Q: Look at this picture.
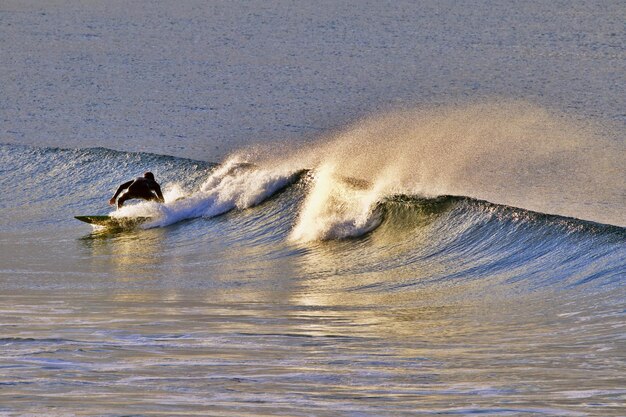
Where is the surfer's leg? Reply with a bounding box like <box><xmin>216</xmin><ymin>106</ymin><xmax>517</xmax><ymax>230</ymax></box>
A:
<box><xmin>117</xmin><ymin>193</ymin><xmax>131</xmax><ymax>208</ymax></box>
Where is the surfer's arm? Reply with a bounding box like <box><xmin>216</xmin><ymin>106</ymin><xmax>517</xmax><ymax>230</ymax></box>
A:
<box><xmin>109</xmin><ymin>180</ymin><xmax>133</xmax><ymax>204</ymax></box>
<box><xmin>153</xmin><ymin>184</ymin><xmax>165</xmax><ymax>203</ymax></box>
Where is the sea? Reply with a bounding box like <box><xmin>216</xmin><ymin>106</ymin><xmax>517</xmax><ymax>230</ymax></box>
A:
<box><xmin>1</xmin><ymin>1</ymin><xmax>625</xmax><ymax>416</ymax></box>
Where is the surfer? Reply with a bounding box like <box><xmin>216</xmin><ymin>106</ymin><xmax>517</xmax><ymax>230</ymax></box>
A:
<box><xmin>109</xmin><ymin>172</ymin><xmax>165</xmax><ymax>208</ymax></box>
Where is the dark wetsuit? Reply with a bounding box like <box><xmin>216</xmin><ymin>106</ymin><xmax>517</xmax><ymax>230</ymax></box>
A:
<box><xmin>111</xmin><ymin>176</ymin><xmax>164</xmax><ymax>208</ymax></box>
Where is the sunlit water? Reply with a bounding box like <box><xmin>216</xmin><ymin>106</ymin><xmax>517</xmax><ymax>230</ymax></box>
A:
<box><xmin>1</xmin><ymin>145</ymin><xmax>624</xmax><ymax>416</ymax></box>
<box><xmin>1</xmin><ymin>1</ymin><xmax>625</xmax><ymax>416</ymax></box>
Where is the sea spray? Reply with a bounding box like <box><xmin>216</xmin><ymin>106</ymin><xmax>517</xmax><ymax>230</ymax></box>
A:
<box><xmin>287</xmin><ymin>100</ymin><xmax>624</xmax><ymax>240</ymax></box>
<box><xmin>289</xmin><ymin>164</ymin><xmax>386</xmax><ymax>241</ymax></box>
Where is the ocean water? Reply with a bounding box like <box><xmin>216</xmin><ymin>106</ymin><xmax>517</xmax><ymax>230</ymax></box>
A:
<box><xmin>1</xmin><ymin>1</ymin><xmax>625</xmax><ymax>416</ymax></box>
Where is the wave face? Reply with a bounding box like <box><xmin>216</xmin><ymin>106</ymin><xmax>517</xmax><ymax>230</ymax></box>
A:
<box><xmin>1</xmin><ymin>140</ymin><xmax>625</xmax><ymax>416</ymax></box>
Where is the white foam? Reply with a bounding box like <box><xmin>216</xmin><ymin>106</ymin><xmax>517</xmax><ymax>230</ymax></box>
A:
<box><xmin>290</xmin><ymin>163</ymin><xmax>385</xmax><ymax>242</ymax></box>
<box><xmin>111</xmin><ymin>156</ymin><xmax>301</xmax><ymax>228</ymax></box>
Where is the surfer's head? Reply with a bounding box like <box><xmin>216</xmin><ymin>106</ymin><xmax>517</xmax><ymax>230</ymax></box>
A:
<box><xmin>144</xmin><ymin>172</ymin><xmax>155</xmax><ymax>180</ymax></box>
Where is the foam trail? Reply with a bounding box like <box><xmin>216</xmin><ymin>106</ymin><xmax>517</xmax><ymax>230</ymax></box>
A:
<box><xmin>111</xmin><ymin>156</ymin><xmax>301</xmax><ymax>227</ymax></box>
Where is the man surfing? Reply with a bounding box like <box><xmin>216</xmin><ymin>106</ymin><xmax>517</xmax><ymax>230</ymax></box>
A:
<box><xmin>109</xmin><ymin>172</ymin><xmax>165</xmax><ymax>208</ymax></box>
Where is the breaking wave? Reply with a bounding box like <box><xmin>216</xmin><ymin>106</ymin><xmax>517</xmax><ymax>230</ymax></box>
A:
<box><xmin>1</xmin><ymin>100</ymin><xmax>623</xmax><ymax>295</ymax></box>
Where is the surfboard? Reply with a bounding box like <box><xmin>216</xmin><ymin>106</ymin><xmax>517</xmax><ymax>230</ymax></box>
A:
<box><xmin>74</xmin><ymin>215</ymin><xmax>151</xmax><ymax>228</ymax></box>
